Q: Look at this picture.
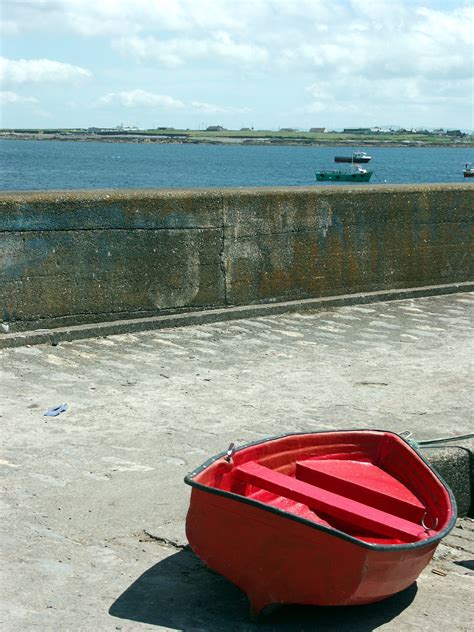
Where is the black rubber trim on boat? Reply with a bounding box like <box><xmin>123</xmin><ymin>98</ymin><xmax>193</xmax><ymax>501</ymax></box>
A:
<box><xmin>184</xmin><ymin>429</ymin><xmax>458</xmax><ymax>552</ymax></box>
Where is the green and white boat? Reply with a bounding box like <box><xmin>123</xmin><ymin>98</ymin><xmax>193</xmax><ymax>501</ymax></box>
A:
<box><xmin>315</xmin><ymin>165</ymin><xmax>373</xmax><ymax>182</ymax></box>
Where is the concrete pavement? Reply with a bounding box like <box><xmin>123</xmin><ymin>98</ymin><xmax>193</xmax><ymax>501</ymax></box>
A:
<box><xmin>1</xmin><ymin>292</ymin><xmax>473</xmax><ymax>630</ymax></box>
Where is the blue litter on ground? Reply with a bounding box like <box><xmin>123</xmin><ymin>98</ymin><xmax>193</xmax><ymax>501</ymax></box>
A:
<box><xmin>44</xmin><ymin>403</ymin><xmax>68</xmax><ymax>417</ymax></box>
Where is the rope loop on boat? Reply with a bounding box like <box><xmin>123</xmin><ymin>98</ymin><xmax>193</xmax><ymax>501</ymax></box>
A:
<box><xmin>421</xmin><ymin>511</ymin><xmax>438</xmax><ymax>532</ymax></box>
<box><xmin>399</xmin><ymin>430</ymin><xmax>474</xmax><ymax>447</ymax></box>
<box><xmin>398</xmin><ymin>431</ymin><xmax>420</xmax><ymax>449</ymax></box>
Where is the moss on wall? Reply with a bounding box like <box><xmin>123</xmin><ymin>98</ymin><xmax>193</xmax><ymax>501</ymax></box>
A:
<box><xmin>1</xmin><ymin>185</ymin><xmax>472</xmax><ymax>330</ymax></box>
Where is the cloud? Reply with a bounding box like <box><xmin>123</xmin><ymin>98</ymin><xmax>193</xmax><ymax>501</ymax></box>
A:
<box><xmin>190</xmin><ymin>101</ymin><xmax>251</xmax><ymax>114</ymax></box>
<box><xmin>300</xmin><ymin>74</ymin><xmax>474</xmax><ymax>127</ymax></box>
<box><xmin>2</xmin><ymin>1</ymin><xmax>472</xmax><ymax>128</ymax></box>
<box><xmin>1</xmin><ymin>0</ymin><xmax>255</xmax><ymax>37</ymax></box>
<box><xmin>277</xmin><ymin>4</ymin><xmax>473</xmax><ymax>80</ymax></box>
<box><xmin>0</xmin><ymin>91</ymin><xmax>38</xmax><ymax>105</ymax></box>
<box><xmin>3</xmin><ymin>1</ymin><xmax>471</xmax><ymax>80</ymax></box>
<box><xmin>95</xmin><ymin>90</ymin><xmax>251</xmax><ymax>114</ymax></box>
<box><xmin>96</xmin><ymin>90</ymin><xmax>185</xmax><ymax>109</ymax></box>
<box><xmin>113</xmin><ymin>32</ymin><xmax>268</xmax><ymax>68</ymax></box>
<box><xmin>0</xmin><ymin>19</ymin><xmax>20</xmax><ymax>36</ymax></box>
<box><xmin>0</xmin><ymin>57</ymin><xmax>92</xmax><ymax>85</ymax></box>
<box><xmin>286</xmin><ymin>3</ymin><xmax>473</xmax><ymax>123</ymax></box>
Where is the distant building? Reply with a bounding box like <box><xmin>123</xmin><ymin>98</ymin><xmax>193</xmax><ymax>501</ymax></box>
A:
<box><xmin>309</xmin><ymin>127</ymin><xmax>326</xmax><ymax>133</ymax></box>
<box><xmin>343</xmin><ymin>128</ymin><xmax>372</xmax><ymax>134</ymax></box>
<box><xmin>240</xmin><ymin>127</ymin><xmax>252</xmax><ymax>131</ymax></box>
<box><xmin>87</xmin><ymin>127</ymin><xmax>127</xmax><ymax>133</ymax></box>
<box><xmin>206</xmin><ymin>125</ymin><xmax>226</xmax><ymax>131</ymax></box>
<box><xmin>280</xmin><ymin>127</ymin><xmax>296</xmax><ymax>132</ymax></box>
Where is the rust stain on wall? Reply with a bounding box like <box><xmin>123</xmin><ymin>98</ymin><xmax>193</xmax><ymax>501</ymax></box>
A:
<box><xmin>1</xmin><ymin>185</ymin><xmax>473</xmax><ymax>329</ymax></box>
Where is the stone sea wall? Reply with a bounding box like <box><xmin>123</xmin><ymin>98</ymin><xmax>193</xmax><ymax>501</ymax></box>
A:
<box><xmin>1</xmin><ymin>184</ymin><xmax>473</xmax><ymax>331</ymax></box>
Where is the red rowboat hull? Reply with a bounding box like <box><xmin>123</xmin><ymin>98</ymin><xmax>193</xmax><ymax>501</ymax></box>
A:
<box><xmin>187</xmin><ymin>489</ymin><xmax>438</xmax><ymax>612</ymax></box>
<box><xmin>185</xmin><ymin>431</ymin><xmax>456</xmax><ymax>615</ymax></box>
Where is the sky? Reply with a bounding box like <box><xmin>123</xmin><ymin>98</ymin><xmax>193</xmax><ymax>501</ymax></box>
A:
<box><xmin>0</xmin><ymin>0</ymin><xmax>473</xmax><ymax>131</ymax></box>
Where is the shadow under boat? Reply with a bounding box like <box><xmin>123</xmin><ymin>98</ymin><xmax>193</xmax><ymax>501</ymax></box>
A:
<box><xmin>109</xmin><ymin>548</ymin><xmax>418</xmax><ymax>631</ymax></box>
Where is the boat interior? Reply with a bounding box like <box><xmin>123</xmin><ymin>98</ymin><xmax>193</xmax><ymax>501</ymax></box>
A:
<box><xmin>192</xmin><ymin>432</ymin><xmax>453</xmax><ymax>546</ymax></box>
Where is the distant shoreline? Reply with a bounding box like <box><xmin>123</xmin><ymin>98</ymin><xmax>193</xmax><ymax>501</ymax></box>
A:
<box><xmin>1</xmin><ymin>131</ymin><xmax>472</xmax><ymax>148</ymax></box>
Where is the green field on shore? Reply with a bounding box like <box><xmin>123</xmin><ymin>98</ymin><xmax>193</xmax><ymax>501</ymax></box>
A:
<box><xmin>148</xmin><ymin>129</ymin><xmax>472</xmax><ymax>144</ymax></box>
<box><xmin>1</xmin><ymin>127</ymin><xmax>473</xmax><ymax>146</ymax></box>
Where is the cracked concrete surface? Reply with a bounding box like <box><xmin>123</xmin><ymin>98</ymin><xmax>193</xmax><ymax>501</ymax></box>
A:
<box><xmin>1</xmin><ymin>292</ymin><xmax>473</xmax><ymax>630</ymax></box>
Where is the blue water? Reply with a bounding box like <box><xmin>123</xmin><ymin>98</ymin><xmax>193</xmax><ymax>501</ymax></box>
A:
<box><xmin>0</xmin><ymin>139</ymin><xmax>472</xmax><ymax>190</ymax></box>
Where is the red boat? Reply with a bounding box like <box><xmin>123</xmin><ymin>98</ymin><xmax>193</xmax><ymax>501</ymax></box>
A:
<box><xmin>185</xmin><ymin>430</ymin><xmax>456</xmax><ymax>617</ymax></box>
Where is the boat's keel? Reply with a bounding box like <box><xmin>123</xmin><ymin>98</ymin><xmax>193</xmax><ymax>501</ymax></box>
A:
<box><xmin>248</xmin><ymin>597</ymin><xmax>274</xmax><ymax>621</ymax></box>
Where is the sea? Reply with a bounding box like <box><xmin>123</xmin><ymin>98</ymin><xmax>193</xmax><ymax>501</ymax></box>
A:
<box><xmin>0</xmin><ymin>139</ymin><xmax>472</xmax><ymax>191</ymax></box>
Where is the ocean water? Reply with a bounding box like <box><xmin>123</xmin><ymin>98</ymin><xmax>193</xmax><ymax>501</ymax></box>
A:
<box><xmin>0</xmin><ymin>139</ymin><xmax>472</xmax><ymax>191</ymax></box>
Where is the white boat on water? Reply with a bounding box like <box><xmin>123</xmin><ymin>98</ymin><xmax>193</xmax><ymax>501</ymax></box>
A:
<box><xmin>334</xmin><ymin>151</ymin><xmax>372</xmax><ymax>164</ymax></box>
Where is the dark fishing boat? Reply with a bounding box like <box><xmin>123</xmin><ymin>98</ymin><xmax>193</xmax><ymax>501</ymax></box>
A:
<box><xmin>185</xmin><ymin>430</ymin><xmax>456</xmax><ymax>617</ymax></box>
<box><xmin>463</xmin><ymin>162</ymin><xmax>474</xmax><ymax>177</ymax></box>
<box><xmin>334</xmin><ymin>151</ymin><xmax>372</xmax><ymax>163</ymax></box>
<box><xmin>315</xmin><ymin>165</ymin><xmax>373</xmax><ymax>182</ymax></box>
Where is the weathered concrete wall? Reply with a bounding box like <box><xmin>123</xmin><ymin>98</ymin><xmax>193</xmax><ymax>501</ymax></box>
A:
<box><xmin>1</xmin><ymin>184</ymin><xmax>473</xmax><ymax>331</ymax></box>
<box><xmin>223</xmin><ymin>186</ymin><xmax>473</xmax><ymax>303</ymax></box>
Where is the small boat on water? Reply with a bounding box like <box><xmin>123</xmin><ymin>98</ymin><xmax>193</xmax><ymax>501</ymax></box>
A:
<box><xmin>185</xmin><ymin>430</ymin><xmax>456</xmax><ymax>617</ymax></box>
<box><xmin>463</xmin><ymin>162</ymin><xmax>474</xmax><ymax>177</ymax></box>
<box><xmin>335</xmin><ymin>151</ymin><xmax>372</xmax><ymax>163</ymax></box>
<box><xmin>315</xmin><ymin>165</ymin><xmax>373</xmax><ymax>182</ymax></box>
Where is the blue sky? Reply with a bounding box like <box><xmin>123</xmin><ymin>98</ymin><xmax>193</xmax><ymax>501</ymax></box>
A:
<box><xmin>1</xmin><ymin>0</ymin><xmax>473</xmax><ymax>130</ymax></box>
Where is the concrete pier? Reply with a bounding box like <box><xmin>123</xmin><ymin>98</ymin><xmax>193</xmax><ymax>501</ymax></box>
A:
<box><xmin>1</xmin><ymin>291</ymin><xmax>473</xmax><ymax>630</ymax></box>
<box><xmin>1</xmin><ymin>183</ymin><xmax>473</xmax><ymax>629</ymax></box>
<box><xmin>1</xmin><ymin>184</ymin><xmax>473</xmax><ymax>333</ymax></box>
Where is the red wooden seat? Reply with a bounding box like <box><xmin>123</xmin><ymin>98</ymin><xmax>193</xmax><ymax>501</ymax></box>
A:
<box><xmin>296</xmin><ymin>459</ymin><xmax>426</xmax><ymax>523</ymax></box>
<box><xmin>234</xmin><ymin>461</ymin><xmax>426</xmax><ymax>541</ymax></box>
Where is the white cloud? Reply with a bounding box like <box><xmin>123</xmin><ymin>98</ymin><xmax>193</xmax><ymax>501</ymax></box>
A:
<box><xmin>0</xmin><ymin>19</ymin><xmax>20</xmax><ymax>36</ymax></box>
<box><xmin>1</xmin><ymin>0</ymin><xmax>256</xmax><ymax>36</ymax></box>
<box><xmin>0</xmin><ymin>91</ymin><xmax>38</xmax><ymax>105</ymax></box>
<box><xmin>277</xmin><ymin>5</ymin><xmax>473</xmax><ymax>79</ymax></box>
<box><xmin>301</xmin><ymin>74</ymin><xmax>474</xmax><ymax>127</ymax></box>
<box><xmin>190</xmin><ymin>101</ymin><xmax>251</xmax><ymax>114</ymax></box>
<box><xmin>205</xmin><ymin>31</ymin><xmax>268</xmax><ymax>65</ymax></box>
<box><xmin>282</xmin><ymin>3</ymin><xmax>473</xmax><ymax>123</ymax></box>
<box><xmin>3</xmin><ymin>1</ymin><xmax>471</xmax><ymax>79</ymax></box>
<box><xmin>95</xmin><ymin>90</ymin><xmax>251</xmax><ymax>115</ymax></box>
<box><xmin>113</xmin><ymin>32</ymin><xmax>268</xmax><ymax>68</ymax></box>
<box><xmin>97</xmin><ymin>90</ymin><xmax>184</xmax><ymax>108</ymax></box>
<box><xmin>0</xmin><ymin>57</ymin><xmax>92</xmax><ymax>85</ymax></box>
<box><xmin>2</xmin><ymin>1</ymin><xmax>472</xmax><ymax>128</ymax></box>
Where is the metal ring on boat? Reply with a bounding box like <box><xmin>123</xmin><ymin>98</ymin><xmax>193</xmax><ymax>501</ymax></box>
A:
<box><xmin>225</xmin><ymin>442</ymin><xmax>236</xmax><ymax>463</ymax></box>
<box><xmin>421</xmin><ymin>511</ymin><xmax>439</xmax><ymax>531</ymax></box>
